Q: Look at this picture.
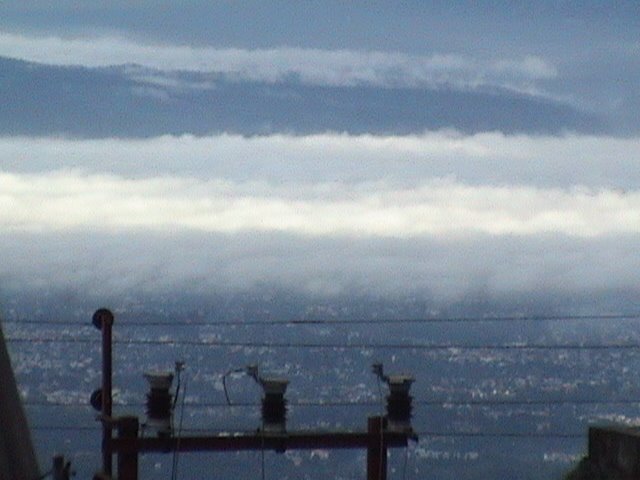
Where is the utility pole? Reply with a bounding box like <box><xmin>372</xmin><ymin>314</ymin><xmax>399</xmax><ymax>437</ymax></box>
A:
<box><xmin>90</xmin><ymin>308</ymin><xmax>114</xmax><ymax>477</ymax></box>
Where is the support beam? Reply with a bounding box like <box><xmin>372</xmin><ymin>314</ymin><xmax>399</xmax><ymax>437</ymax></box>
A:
<box><xmin>109</xmin><ymin>416</ymin><xmax>408</xmax><ymax>480</ymax></box>
<box><xmin>367</xmin><ymin>416</ymin><xmax>387</xmax><ymax>480</ymax></box>
<box><xmin>117</xmin><ymin>417</ymin><xmax>139</xmax><ymax>480</ymax></box>
<box><xmin>110</xmin><ymin>426</ymin><xmax>408</xmax><ymax>454</ymax></box>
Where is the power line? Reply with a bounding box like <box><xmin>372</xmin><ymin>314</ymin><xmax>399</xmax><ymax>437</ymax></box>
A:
<box><xmin>28</xmin><ymin>424</ymin><xmax>584</xmax><ymax>439</ymax></box>
<box><xmin>4</xmin><ymin>313</ymin><xmax>640</xmax><ymax>327</ymax></box>
<box><xmin>415</xmin><ymin>431</ymin><xmax>584</xmax><ymax>439</ymax></box>
<box><xmin>31</xmin><ymin>425</ymin><xmax>100</xmax><ymax>431</ymax></box>
<box><xmin>23</xmin><ymin>398</ymin><xmax>640</xmax><ymax>408</ymax></box>
<box><xmin>173</xmin><ymin>427</ymin><xmax>586</xmax><ymax>439</ymax></box>
<box><xmin>7</xmin><ymin>336</ymin><xmax>640</xmax><ymax>350</ymax></box>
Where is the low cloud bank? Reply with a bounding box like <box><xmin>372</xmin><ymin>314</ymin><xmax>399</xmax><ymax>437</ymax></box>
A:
<box><xmin>0</xmin><ymin>231</ymin><xmax>638</xmax><ymax>304</ymax></box>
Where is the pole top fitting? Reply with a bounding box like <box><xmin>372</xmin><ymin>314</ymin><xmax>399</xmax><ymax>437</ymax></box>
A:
<box><xmin>92</xmin><ymin>308</ymin><xmax>114</xmax><ymax>330</ymax></box>
<box><xmin>372</xmin><ymin>363</ymin><xmax>414</xmax><ymax>393</ymax></box>
<box><xmin>144</xmin><ymin>371</ymin><xmax>174</xmax><ymax>390</ymax></box>
<box><xmin>247</xmin><ymin>364</ymin><xmax>289</xmax><ymax>395</ymax></box>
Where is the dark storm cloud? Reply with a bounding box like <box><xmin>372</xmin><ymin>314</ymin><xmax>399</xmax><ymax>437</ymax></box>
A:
<box><xmin>2</xmin><ymin>1</ymin><xmax>637</xmax><ymax>134</ymax></box>
<box><xmin>0</xmin><ymin>55</ymin><xmax>606</xmax><ymax>137</ymax></box>
<box><xmin>1</xmin><ymin>1</ymin><xmax>638</xmax><ymax>55</ymax></box>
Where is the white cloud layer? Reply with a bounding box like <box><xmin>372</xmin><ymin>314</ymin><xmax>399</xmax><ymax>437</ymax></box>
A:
<box><xmin>1</xmin><ymin>230</ymin><xmax>638</xmax><ymax>300</ymax></box>
<box><xmin>1</xmin><ymin>170</ymin><xmax>639</xmax><ymax>238</ymax></box>
<box><xmin>2</xmin><ymin>131</ymin><xmax>638</xmax><ymax>300</ymax></box>
<box><xmin>0</xmin><ymin>31</ymin><xmax>555</xmax><ymax>91</ymax></box>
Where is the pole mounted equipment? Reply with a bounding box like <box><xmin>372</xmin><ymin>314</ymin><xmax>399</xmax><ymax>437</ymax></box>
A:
<box><xmin>247</xmin><ymin>364</ymin><xmax>289</xmax><ymax>433</ymax></box>
<box><xmin>89</xmin><ymin>307</ymin><xmax>416</xmax><ymax>480</ymax></box>
<box><xmin>372</xmin><ymin>363</ymin><xmax>415</xmax><ymax>433</ymax></box>
<box><xmin>143</xmin><ymin>372</ymin><xmax>175</xmax><ymax>437</ymax></box>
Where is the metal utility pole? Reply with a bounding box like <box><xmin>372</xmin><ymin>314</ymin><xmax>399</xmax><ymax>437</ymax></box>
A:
<box><xmin>90</xmin><ymin>308</ymin><xmax>114</xmax><ymax>477</ymax></box>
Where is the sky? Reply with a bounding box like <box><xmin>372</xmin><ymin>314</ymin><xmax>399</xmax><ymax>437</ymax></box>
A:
<box><xmin>0</xmin><ymin>2</ymin><xmax>639</xmax><ymax>309</ymax></box>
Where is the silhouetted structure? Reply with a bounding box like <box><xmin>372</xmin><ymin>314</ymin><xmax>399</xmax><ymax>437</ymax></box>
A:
<box><xmin>566</xmin><ymin>426</ymin><xmax>640</xmax><ymax>480</ymax></box>
<box><xmin>0</xmin><ymin>320</ymin><xmax>40</xmax><ymax>479</ymax></box>
<box><xmin>90</xmin><ymin>308</ymin><xmax>416</xmax><ymax>480</ymax></box>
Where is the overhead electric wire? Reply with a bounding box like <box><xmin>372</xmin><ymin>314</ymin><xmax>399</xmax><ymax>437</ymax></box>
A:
<box><xmin>4</xmin><ymin>312</ymin><xmax>640</xmax><ymax>327</ymax></box>
<box><xmin>7</xmin><ymin>335</ymin><xmax>640</xmax><ymax>351</ymax></box>
<box><xmin>171</xmin><ymin>368</ymin><xmax>187</xmax><ymax>480</ymax></box>
<box><xmin>28</xmin><ymin>424</ymin><xmax>585</xmax><ymax>439</ymax></box>
<box><xmin>23</xmin><ymin>398</ymin><xmax>640</xmax><ymax>408</ymax></box>
<box><xmin>14</xmin><ymin>313</ymin><xmax>640</xmax><ymax>450</ymax></box>
<box><xmin>415</xmin><ymin>430</ymin><xmax>584</xmax><ymax>439</ymax></box>
<box><xmin>30</xmin><ymin>425</ymin><xmax>100</xmax><ymax>431</ymax></box>
<box><xmin>172</xmin><ymin>427</ymin><xmax>587</xmax><ymax>439</ymax></box>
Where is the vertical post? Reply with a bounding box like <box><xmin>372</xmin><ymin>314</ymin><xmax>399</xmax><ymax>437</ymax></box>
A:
<box><xmin>367</xmin><ymin>416</ymin><xmax>387</xmax><ymax>480</ymax></box>
<box><xmin>93</xmin><ymin>308</ymin><xmax>114</xmax><ymax>477</ymax></box>
<box><xmin>52</xmin><ymin>454</ymin><xmax>71</xmax><ymax>480</ymax></box>
<box><xmin>117</xmin><ymin>417</ymin><xmax>139</xmax><ymax>480</ymax></box>
<box><xmin>102</xmin><ymin>310</ymin><xmax>113</xmax><ymax>477</ymax></box>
